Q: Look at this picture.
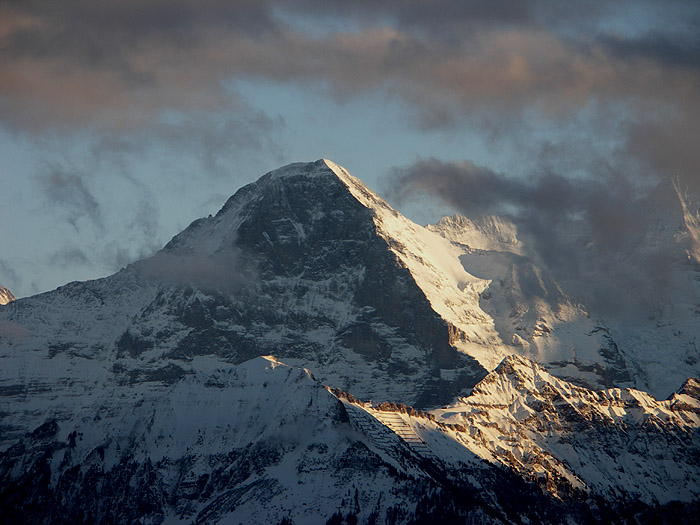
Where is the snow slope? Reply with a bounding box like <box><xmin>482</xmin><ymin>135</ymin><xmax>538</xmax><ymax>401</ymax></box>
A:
<box><xmin>326</xmin><ymin>160</ymin><xmax>639</xmax><ymax>391</ymax></box>
<box><xmin>4</xmin><ymin>354</ymin><xmax>696</xmax><ymax>523</ymax></box>
<box><xmin>335</xmin><ymin>354</ymin><xmax>700</xmax><ymax>506</ymax></box>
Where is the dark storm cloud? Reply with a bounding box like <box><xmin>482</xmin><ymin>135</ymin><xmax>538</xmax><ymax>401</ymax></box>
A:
<box><xmin>388</xmin><ymin>158</ymin><xmax>693</xmax><ymax>319</ymax></box>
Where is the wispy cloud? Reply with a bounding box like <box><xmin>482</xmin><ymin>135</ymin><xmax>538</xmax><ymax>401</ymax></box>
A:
<box><xmin>135</xmin><ymin>236</ymin><xmax>258</xmax><ymax>294</ymax></box>
<box><xmin>48</xmin><ymin>245</ymin><xmax>90</xmax><ymax>269</ymax></box>
<box><xmin>0</xmin><ymin>259</ymin><xmax>20</xmax><ymax>290</ymax></box>
<box><xmin>39</xmin><ymin>166</ymin><xmax>102</xmax><ymax>230</ymax></box>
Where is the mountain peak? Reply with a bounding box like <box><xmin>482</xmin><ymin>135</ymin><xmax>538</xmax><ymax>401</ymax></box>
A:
<box><xmin>265</xmin><ymin>158</ymin><xmax>336</xmax><ymax>180</ymax></box>
<box><xmin>254</xmin><ymin>159</ymin><xmax>360</xmax><ymax>186</ymax></box>
<box><xmin>678</xmin><ymin>377</ymin><xmax>700</xmax><ymax>399</ymax></box>
<box><xmin>0</xmin><ymin>286</ymin><xmax>15</xmax><ymax>305</ymax></box>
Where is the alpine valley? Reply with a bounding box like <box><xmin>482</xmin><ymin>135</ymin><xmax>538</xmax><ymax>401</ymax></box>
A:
<box><xmin>1</xmin><ymin>160</ymin><xmax>699</xmax><ymax>524</ymax></box>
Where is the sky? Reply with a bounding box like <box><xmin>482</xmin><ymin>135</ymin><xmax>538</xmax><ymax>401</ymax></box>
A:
<box><xmin>1</xmin><ymin>0</ymin><xmax>699</xmax><ymax>300</ymax></box>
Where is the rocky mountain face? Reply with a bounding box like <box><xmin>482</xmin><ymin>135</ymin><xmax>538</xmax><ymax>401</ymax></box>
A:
<box><xmin>1</xmin><ymin>160</ymin><xmax>699</xmax><ymax>523</ymax></box>
<box><xmin>1</xmin><ymin>356</ymin><xmax>697</xmax><ymax>524</ymax></box>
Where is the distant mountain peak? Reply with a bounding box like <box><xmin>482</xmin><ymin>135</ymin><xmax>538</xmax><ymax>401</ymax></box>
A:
<box><xmin>677</xmin><ymin>377</ymin><xmax>700</xmax><ymax>399</ymax></box>
<box><xmin>0</xmin><ymin>286</ymin><xmax>15</xmax><ymax>305</ymax></box>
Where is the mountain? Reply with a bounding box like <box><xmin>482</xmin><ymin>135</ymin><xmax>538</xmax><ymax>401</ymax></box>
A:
<box><xmin>0</xmin><ymin>286</ymin><xmax>15</xmax><ymax>305</ymax></box>
<box><xmin>0</xmin><ymin>159</ymin><xmax>698</xmax><ymax>523</ymax></box>
<box><xmin>1</xmin><ymin>355</ymin><xmax>697</xmax><ymax>523</ymax></box>
<box><xmin>425</xmin><ymin>177</ymin><xmax>700</xmax><ymax>398</ymax></box>
<box><xmin>597</xmin><ymin>178</ymin><xmax>700</xmax><ymax>396</ymax></box>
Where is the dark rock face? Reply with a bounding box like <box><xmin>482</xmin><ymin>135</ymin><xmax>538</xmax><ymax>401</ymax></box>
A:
<box><xmin>117</xmin><ymin>160</ymin><xmax>487</xmax><ymax>407</ymax></box>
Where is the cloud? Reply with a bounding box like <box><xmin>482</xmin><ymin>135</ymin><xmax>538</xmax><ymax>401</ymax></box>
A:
<box><xmin>39</xmin><ymin>166</ymin><xmax>102</xmax><ymax>230</ymax></box>
<box><xmin>2</xmin><ymin>1</ymin><xmax>697</xmax><ymax>131</ymax></box>
<box><xmin>134</xmin><ymin>237</ymin><xmax>258</xmax><ymax>295</ymax></box>
<box><xmin>389</xmin><ymin>157</ymin><xmax>644</xmax><ymax>242</ymax></box>
<box><xmin>4</xmin><ymin>0</ymin><xmax>696</xmax><ymax>194</ymax></box>
<box><xmin>388</xmin><ymin>157</ymin><xmax>695</xmax><ymax>320</ymax></box>
<box><xmin>0</xmin><ymin>1</ymin><xmax>277</xmax><ymax>132</ymax></box>
<box><xmin>49</xmin><ymin>246</ymin><xmax>90</xmax><ymax>269</ymax></box>
<box><xmin>0</xmin><ymin>259</ymin><xmax>20</xmax><ymax>290</ymax></box>
<box><xmin>623</xmin><ymin>114</ymin><xmax>700</xmax><ymax>193</ymax></box>
<box><xmin>600</xmin><ymin>31</ymin><xmax>700</xmax><ymax>70</ymax></box>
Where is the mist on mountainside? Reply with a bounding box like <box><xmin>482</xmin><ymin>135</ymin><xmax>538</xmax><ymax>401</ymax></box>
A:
<box><xmin>389</xmin><ymin>159</ymin><xmax>700</xmax><ymax>322</ymax></box>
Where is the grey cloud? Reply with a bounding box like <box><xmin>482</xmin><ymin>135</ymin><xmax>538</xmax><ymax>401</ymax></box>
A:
<box><xmin>601</xmin><ymin>32</ymin><xmax>700</xmax><ymax>70</ymax></box>
<box><xmin>105</xmin><ymin>244</ymin><xmax>159</xmax><ymax>275</ymax></box>
<box><xmin>142</xmin><ymin>111</ymin><xmax>285</xmax><ymax>179</ymax></box>
<box><xmin>2</xmin><ymin>0</ymin><xmax>700</xmax><ymax>306</ymax></box>
<box><xmin>388</xmin><ymin>158</ymin><xmax>692</xmax><ymax>320</ymax></box>
<box><xmin>135</xmin><ymin>239</ymin><xmax>258</xmax><ymax>295</ymax></box>
<box><xmin>130</xmin><ymin>198</ymin><xmax>160</xmax><ymax>244</ymax></box>
<box><xmin>99</xmin><ymin>197</ymin><xmax>163</xmax><ymax>273</ymax></box>
<box><xmin>1</xmin><ymin>0</ymin><xmax>697</xmax><ymax>208</ymax></box>
<box><xmin>40</xmin><ymin>167</ymin><xmax>102</xmax><ymax>230</ymax></box>
<box><xmin>23</xmin><ymin>105</ymin><xmax>282</xmax><ymax>290</ymax></box>
<box><xmin>2</xmin><ymin>1</ymin><xmax>698</xmax><ymax>133</ymax></box>
<box><xmin>1</xmin><ymin>1</ymin><xmax>276</xmax><ymax>65</ymax></box>
<box><xmin>0</xmin><ymin>258</ymin><xmax>20</xmax><ymax>290</ymax></box>
<box><xmin>0</xmin><ymin>1</ymin><xmax>279</xmax><ymax>132</ymax></box>
<box><xmin>48</xmin><ymin>246</ymin><xmax>90</xmax><ymax>269</ymax></box>
<box><xmin>623</xmin><ymin>115</ymin><xmax>700</xmax><ymax>193</ymax></box>
<box><xmin>389</xmin><ymin>158</ymin><xmax>644</xmax><ymax>243</ymax></box>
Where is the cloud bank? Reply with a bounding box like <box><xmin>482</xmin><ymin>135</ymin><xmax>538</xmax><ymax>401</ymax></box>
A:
<box><xmin>1</xmin><ymin>1</ymin><xmax>698</xmax><ymax>185</ymax></box>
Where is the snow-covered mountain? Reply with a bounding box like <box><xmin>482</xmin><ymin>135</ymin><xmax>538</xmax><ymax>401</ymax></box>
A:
<box><xmin>3</xmin><ymin>354</ymin><xmax>697</xmax><ymax>523</ymax></box>
<box><xmin>1</xmin><ymin>160</ymin><xmax>698</xmax><ymax>523</ymax></box>
<box><xmin>0</xmin><ymin>285</ymin><xmax>15</xmax><ymax>305</ymax></box>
